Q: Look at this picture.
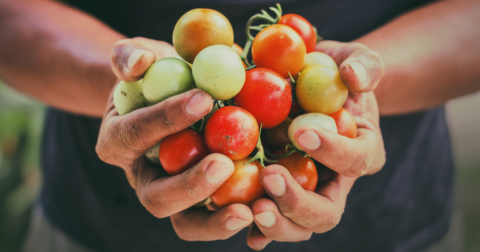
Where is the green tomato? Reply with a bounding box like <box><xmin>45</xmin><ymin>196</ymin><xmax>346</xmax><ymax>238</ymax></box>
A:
<box><xmin>302</xmin><ymin>52</ymin><xmax>338</xmax><ymax>71</ymax></box>
<box><xmin>142</xmin><ymin>57</ymin><xmax>194</xmax><ymax>105</ymax></box>
<box><xmin>288</xmin><ymin>113</ymin><xmax>337</xmax><ymax>151</ymax></box>
<box><xmin>145</xmin><ymin>141</ymin><xmax>161</xmax><ymax>166</ymax></box>
<box><xmin>113</xmin><ymin>80</ymin><xmax>146</xmax><ymax>115</ymax></box>
<box><xmin>192</xmin><ymin>45</ymin><xmax>245</xmax><ymax>100</ymax></box>
<box><xmin>296</xmin><ymin>65</ymin><xmax>348</xmax><ymax>114</ymax></box>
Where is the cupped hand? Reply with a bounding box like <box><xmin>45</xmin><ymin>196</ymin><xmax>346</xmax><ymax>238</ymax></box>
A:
<box><xmin>293</xmin><ymin>41</ymin><xmax>386</xmax><ymax>177</ymax></box>
<box><xmin>96</xmin><ymin>37</ymin><xmax>253</xmax><ymax>241</ymax></box>
<box><xmin>246</xmin><ymin>41</ymin><xmax>386</xmax><ymax>249</ymax></box>
<box><xmin>247</xmin><ymin>165</ymin><xmax>355</xmax><ymax>250</ymax></box>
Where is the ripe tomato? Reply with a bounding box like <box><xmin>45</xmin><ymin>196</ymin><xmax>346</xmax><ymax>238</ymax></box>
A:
<box><xmin>234</xmin><ymin>68</ymin><xmax>292</xmax><ymax>129</ymax></box>
<box><xmin>264</xmin><ymin>117</ymin><xmax>292</xmax><ymax>148</ymax></box>
<box><xmin>192</xmin><ymin>45</ymin><xmax>246</xmax><ymax>100</ymax></box>
<box><xmin>288</xmin><ymin>113</ymin><xmax>337</xmax><ymax>151</ymax></box>
<box><xmin>142</xmin><ymin>58</ymin><xmax>194</xmax><ymax>105</ymax></box>
<box><xmin>302</xmin><ymin>52</ymin><xmax>338</xmax><ymax>71</ymax></box>
<box><xmin>328</xmin><ymin>108</ymin><xmax>357</xmax><ymax>139</ymax></box>
<box><xmin>173</xmin><ymin>9</ymin><xmax>234</xmax><ymax>63</ymax></box>
<box><xmin>159</xmin><ymin>128</ymin><xmax>210</xmax><ymax>176</ymax></box>
<box><xmin>252</xmin><ymin>24</ymin><xmax>306</xmax><ymax>78</ymax></box>
<box><xmin>278</xmin><ymin>14</ymin><xmax>316</xmax><ymax>53</ymax></box>
<box><xmin>272</xmin><ymin>149</ymin><xmax>317</xmax><ymax>191</ymax></box>
<box><xmin>113</xmin><ymin>80</ymin><xmax>146</xmax><ymax>116</ymax></box>
<box><xmin>210</xmin><ymin>158</ymin><xmax>265</xmax><ymax>208</ymax></box>
<box><xmin>296</xmin><ymin>65</ymin><xmax>348</xmax><ymax>114</ymax></box>
<box><xmin>204</xmin><ymin>106</ymin><xmax>259</xmax><ymax>160</ymax></box>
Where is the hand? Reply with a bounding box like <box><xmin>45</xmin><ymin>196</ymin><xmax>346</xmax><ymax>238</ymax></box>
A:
<box><xmin>247</xmin><ymin>166</ymin><xmax>355</xmax><ymax>250</ymax></box>
<box><xmin>246</xmin><ymin>41</ymin><xmax>386</xmax><ymax>250</ymax></box>
<box><xmin>293</xmin><ymin>41</ymin><xmax>386</xmax><ymax>177</ymax></box>
<box><xmin>96</xmin><ymin>37</ymin><xmax>253</xmax><ymax>241</ymax></box>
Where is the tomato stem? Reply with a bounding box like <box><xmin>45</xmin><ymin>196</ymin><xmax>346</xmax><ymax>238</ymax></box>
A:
<box><xmin>246</xmin><ymin>124</ymin><xmax>279</xmax><ymax>167</ymax></box>
<box><xmin>288</xmin><ymin>72</ymin><xmax>298</xmax><ymax>103</ymax></box>
<box><xmin>286</xmin><ymin>143</ymin><xmax>309</xmax><ymax>158</ymax></box>
<box><xmin>264</xmin><ymin>148</ymin><xmax>297</xmax><ymax>159</ymax></box>
<box><xmin>240</xmin><ymin>3</ymin><xmax>282</xmax><ymax>67</ymax></box>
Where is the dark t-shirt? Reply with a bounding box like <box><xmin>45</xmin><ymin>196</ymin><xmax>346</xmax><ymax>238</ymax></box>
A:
<box><xmin>40</xmin><ymin>0</ymin><xmax>454</xmax><ymax>251</ymax></box>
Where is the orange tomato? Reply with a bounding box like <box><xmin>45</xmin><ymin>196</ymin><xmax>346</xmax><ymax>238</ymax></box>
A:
<box><xmin>273</xmin><ymin>149</ymin><xmax>317</xmax><ymax>191</ymax></box>
<box><xmin>328</xmin><ymin>108</ymin><xmax>357</xmax><ymax>139</ymax></box>
<box><xmin>210</xmin><ymin>158</ymin><xmax>265</xmax><ymax>208</ymax></box>
<box><xmin>252</xmin><ymin>24</ymin><xmax>306</xmax><ymax>78</ymax></box>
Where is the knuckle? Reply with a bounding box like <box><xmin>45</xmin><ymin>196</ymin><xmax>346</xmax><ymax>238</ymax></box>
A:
<box><xmin>315</xmin><ymin>211</ymin><xmax>341</xmax><ymax>233</ymax></box>
<box><xmin>118</xmin><ymin>119</ymin><xmax>147</xmax><ymax>151</ymax></box>
<box><xmin>278</xmin><ymin>198</ymin><xmax>309</xmax><ymax>219</ymax></box>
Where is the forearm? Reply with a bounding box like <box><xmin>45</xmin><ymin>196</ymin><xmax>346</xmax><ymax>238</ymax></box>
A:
<box><xmin>0</xmin><ymin>0</ymin><xmax>124</xmax><ymax>117</ymax></box>
<box><xmin>357</xmin><ymin>0</ymin><xmax>480</xmax><ymax>115</ymax></box>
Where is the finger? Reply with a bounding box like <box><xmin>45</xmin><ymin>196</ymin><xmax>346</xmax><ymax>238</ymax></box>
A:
<box><xmin>250</xmin><ymin>198</ymin><xmax>312</xmax><ymax>242</ymax></box>
<box><xmin>96</xmin><ymin>89</ymin><xmax>213</xmax><ymax>163</ymax></box>
<box><xmin>260</xmin><ymin>165</ymin><xmax>344</xmax><ymax>233</ymax></box>
<box><xmin>246</xmin><ymin>224</ymin><xmax>271</xmax><ymax>251</ymax></box>
<box><xmin>136</xmin><ymin>153</ymin><xmax>234</xmax><ymax>218</ymax></box>
<box><xmin>171</xmin><ymin>204</ymin><xmax>253</xmax><ymax>241</ymax></box>
<box><xmin>315</xmin><ymin>40</ymin><xmax>385</xmax><ymax>93</ymax></box>
<box><xmin>293</xmin><ymin>93</ymin><xmax>385</xmax><ymax>177</ymax></box>
<box><xmin>111</xmin><ymin>37</ymin><xmax>176</xmax><ymax>81</ymax></box>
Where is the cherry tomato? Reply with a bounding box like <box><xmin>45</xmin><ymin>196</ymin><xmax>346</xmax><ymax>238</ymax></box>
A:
<box><xmin>234</xmin><ymin>68</ymin><xmax>292</xmax><ymax>129</ymax></box>
<box><xmin>173</xmin><ymin>9</ymin><xmax>234</xmax><ymax>63</ymax></box>
<box><xmin>288</xmin><ymin>113</ymin><xmax>337</xmax><ymax>151</ymax></box>
<box><xmin>192</xmin><ymin>45</ymin><xmax>246</xmax><ymax>100</ymax></box>
<box><xmin>210</xmin><ymin>158</ymin><xmax>265</xmax><ymax>208</ymax></box>
<box><xmin>278</xmin><ymin>14</ymin><xmax>316</xmax><ymax>53</ymax></box>
<box><xmin>143</xmin><ymin>58</ymin><xmax>194</xmax><ymax>105</ymax></box>
<box><xmin>296</xmin><ymin>65</ymin><xmax>348</xmax><ymax>114</ymax></box>
<box><xmin>302</xmin><ymin>52</ymin><xmax>338</xmax><ymax>71</ymax></box>
<box><xmin>252</xmin><ymin>24</ymin><xmax>306</xmax><ymax>78</ymax></box>
<box><xmin>113</xmin><ymin>80</ymin><xmax>146</xmax><ymax>116</ymax></box>
<box><xmin>264</xmin><ymin>117</ymin><xmax>292</xmax><ymax>148</ymax></box>
<box><xmin>159</xmin><ymin>128</ymin><xmax>210</xmax><ymax>176</ymax></box>
<box><xmin>272</xmin><ymin>149</ymin><xmax>317</xmax><ymax>191</ymax></box>
<box><xmin>204</xmin><ymin>106</ymin><xmax>259</xmax><ymax>160</ymax></box>
<box><xmin>328</xmin><ymin>108</ymin><xmax>357</xmax><ymax>139</ymax></box>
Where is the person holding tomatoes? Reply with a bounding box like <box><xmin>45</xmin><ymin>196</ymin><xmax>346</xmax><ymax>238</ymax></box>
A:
<box><xmin>0</xmin><ymin>0</ymin><xmax>478</xmax><ymax>252</ymax></box>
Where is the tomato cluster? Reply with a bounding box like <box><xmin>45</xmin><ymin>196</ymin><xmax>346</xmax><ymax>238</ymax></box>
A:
<box><xmin>113</xmin><ymin>4</ymin><xmax>358</xmax><ymax>208</ymax></box>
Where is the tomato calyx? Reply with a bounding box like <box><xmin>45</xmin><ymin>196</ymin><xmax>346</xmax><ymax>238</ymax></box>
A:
<box><xmin>246</xmin><ymin>124</ymin><xmax>279</xmax><ymax>167</ymax></box>
<box><xmin>240</xmin><ymin>4</ymin><xmax>283</xmax><ymax>66</ymax></box>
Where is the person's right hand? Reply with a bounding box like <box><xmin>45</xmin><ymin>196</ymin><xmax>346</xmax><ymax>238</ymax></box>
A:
<box><xmin>96</xmin><ymin>37</ymin><xmax>254</xmax><ymax>241</ymax></box>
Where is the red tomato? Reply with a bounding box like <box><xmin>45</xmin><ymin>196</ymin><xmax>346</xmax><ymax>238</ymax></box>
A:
<box><xmin>278</xmin><ymin>14</ymin><xmax>316</xmax><ymax>53</ymax></box>
<box><xmin>204</xmin><ymin>106</ymin><xmax>259</xmax><ymax>160</ymax></box>
<box><xmin>210</xmin><ymin>158</ymin><xmax>265</xmax><ymax>208</ymax></box>
<box><xmin>252</xmin><ymin>24</ymin><xmax>306</xmax><ymax>78</ymax></box>
<box><xmin>159</xmin><ymin>128</ymin><xmax>210</xmax><ymax>175</ymax></box>
<box><xmin>264</xmin><ymin>117</ymin><xmax>292</xmax><ymax>148</ymax></box>
<box><xmin>273</xmin><ymin>149</ymin><xmax>317</xmax><ymax>191</ymax></box>
<box><xmin>235</xmin><ymin>68</ymin><xmax>292</xmax><ymax>129</ymax></box>
<box><xmin>328</xmin><ymin>108</ymin><xmax>357</xmax><ymax>138</ymax></box>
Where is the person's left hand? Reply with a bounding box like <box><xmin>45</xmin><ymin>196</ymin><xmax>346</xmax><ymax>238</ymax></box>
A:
<box><xmin>246</xmin><ymin>41</ymin><xmax>386</xmax><ymax>250</ymax></box>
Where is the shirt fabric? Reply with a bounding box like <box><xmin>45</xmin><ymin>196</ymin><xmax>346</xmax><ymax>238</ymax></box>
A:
<box><xmin>40</xmin><ymin>0</ymin><xmax>453</xmax><ymax>251</ymax></box>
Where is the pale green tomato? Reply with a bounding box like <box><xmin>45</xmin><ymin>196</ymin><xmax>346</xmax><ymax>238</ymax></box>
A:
<box><xmin>302</xmin><ymin>52</ymin><xmax>338</xmax><ymax>71</ymax></box>
<box><xmin>192</xmin><ymin>45</ymin><xmax>245</xmax><ymax>100</ymax></box>
<box><xmin>113</xmin><ymin>80</ymin><xmax>146</xmax><ymax>115</ymax></box>
<box><xmin>288</xmin><ymin>113</ymin><xmax>338</xmax><ymax>151</ymax></box>
<box><xmin>142</xmin><ymin>57</ymin><xmax>194</xmax><ymax>105</ymax></box>
<box><xmin>296</xmin><ymin>65</ymin><xmax>348</xmax><ymax>114</ymax></box>
<box><xmin>145</xmin><ymin>141</ymin><xmax>161</xmax><ymax>166</ymax></box>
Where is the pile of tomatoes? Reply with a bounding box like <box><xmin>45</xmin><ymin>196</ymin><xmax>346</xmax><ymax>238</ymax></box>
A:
<box><xmin>114</xmin><ymin>4</ymin><xmax>357</xmax><ymax>208</ymax></box>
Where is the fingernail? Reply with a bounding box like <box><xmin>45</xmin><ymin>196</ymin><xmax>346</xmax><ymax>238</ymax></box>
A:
<box><xmin>262</xmin><ymin>174</ymin><xmax>286</xmax><ymax>197</ymax></box>
<box><xmin>186</xmin><ymin>92</ymin><xmax>211</xmax><ymax>116</ymax></box>
<box><xmin>226</xmin><ymin>217</ymin><xmax>248</xmax><ymax>231</ymax></box>
<box><xmin>349</xmin><ymin>61</ymin><xmax>368</xmax><ymax>87</ymax></box>
<box><xmin>127</xmin><ymin>49</ymin><xmax>148</xmax><ymax>71</ymax></box>
<box><xmin>205</xmin><ymin>161</ymin><xmax>232</xmax><ymax>184</ymax></box>
<box><xmin>254</xmin><ymin>211</ymin><xmax>276</xmax><ymax>228</ymax></box>
<box><xmin>298</xmin><ymin>131</ymin><xmax>321</xmax><ymax>150</ymax></box>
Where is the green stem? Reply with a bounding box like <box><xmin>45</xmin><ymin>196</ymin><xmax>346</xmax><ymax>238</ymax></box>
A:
<box><xmin>264</xmin><ymin>148</ymin><xmax>297</xmax><ymax>159</ymax></box>
<box><xmin>246</xmin><ymin>124</ymin><xmax>279</xmax><ymax>167</ymax></box>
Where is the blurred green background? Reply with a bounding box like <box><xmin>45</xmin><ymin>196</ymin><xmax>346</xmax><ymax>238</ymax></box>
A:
<box><xmin>0</xmin><ymin>81</ymin><xmax>478</xmax><ymax>252</ymax></box>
